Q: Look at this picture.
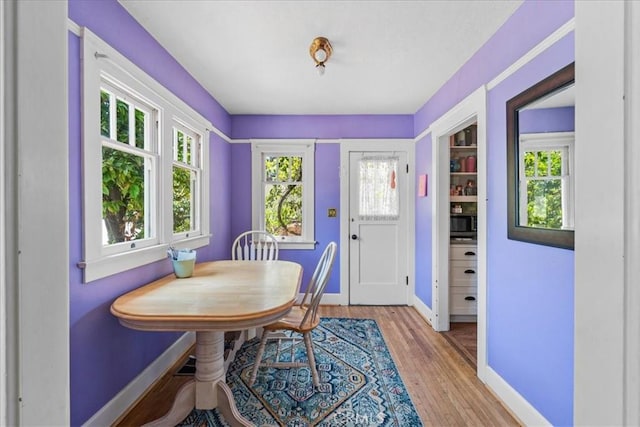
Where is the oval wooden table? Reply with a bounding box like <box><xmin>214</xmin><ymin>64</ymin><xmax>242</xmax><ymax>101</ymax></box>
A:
<box><xmin>111</xmin><ymin>260</ymin><xmax>303</xmax><ymax>427</ymax></box>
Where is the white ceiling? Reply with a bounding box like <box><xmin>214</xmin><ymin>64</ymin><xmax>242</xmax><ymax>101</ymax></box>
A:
<box><xmin>119</xmin><ymin>0</ymin><xmax>522</xmax><ymax>115</ymax></box>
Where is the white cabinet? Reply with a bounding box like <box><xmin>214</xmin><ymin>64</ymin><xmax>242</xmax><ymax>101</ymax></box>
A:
<box><xmin>449</xmin><ymin>245</ymin><xmax>477</xmax><ymax>315</ymax></box>
<box><xmin>449</xmin><ymin>124</ymin><xmax>478</xmax><ymax>319</ymax></box>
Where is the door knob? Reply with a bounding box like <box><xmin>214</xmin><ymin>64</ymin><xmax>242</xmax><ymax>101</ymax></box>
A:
<box><xmin>351</xmin><ymin>234</ymin><xmax>358</xmax><ymax>240</ymax></box>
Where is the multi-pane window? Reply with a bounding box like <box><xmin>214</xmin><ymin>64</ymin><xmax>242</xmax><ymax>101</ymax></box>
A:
<box><xmin>100</xmin><ymin>85</ymin><xmax>157</xmax><ymax>247</ymax></box>
<box><xmin>252</xmin><ymin>142</ymin><xmax>315</xmax><ymax>248</ymax></box>
<box><xmin>519</xmin><ymin>133</ymin><xmax>574</xmax><ymax>230</ymax></box>
<box><xmin>172</xmin><ymin>125</ymin><xmax>202</xmax><ymax>237</ymax></box>
<box><xmin>82</xmin><ymin>29</ymin><xmax>210</xmax><ymax>282</ymax></box>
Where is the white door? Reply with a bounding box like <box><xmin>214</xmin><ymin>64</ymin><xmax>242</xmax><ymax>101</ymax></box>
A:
<box><xmin>348</xmin><ymin>151</ymin><xmax>408</xmax><ymax>305</ymax></box>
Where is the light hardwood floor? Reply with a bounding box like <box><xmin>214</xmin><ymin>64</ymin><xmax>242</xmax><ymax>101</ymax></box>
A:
<box><xmin>114</xmin><ymin>306</ymin><xmax>519</xmax><ymax>426</ymax></box>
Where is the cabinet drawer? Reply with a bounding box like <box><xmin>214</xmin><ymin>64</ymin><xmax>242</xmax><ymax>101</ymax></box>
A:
<box><xmin>450</xmin><ymin>245</ymin><xmax>478</xmax><ymax>261</ymax></box>
<box><xmin>450</xmin><ymin>261</ymin><xmax>478</xmax><ymax>284</ymax></box>
<box><xmin>450</xmin><ymin>287</ymin><xmax>477</xmax><ymax>315</ymax></box>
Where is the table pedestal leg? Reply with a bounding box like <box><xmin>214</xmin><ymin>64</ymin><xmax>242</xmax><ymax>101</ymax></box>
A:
<box><xmin>143</xmin><ymin>331</ymin><xmax>252</xmax><ymax>427</ymax></box>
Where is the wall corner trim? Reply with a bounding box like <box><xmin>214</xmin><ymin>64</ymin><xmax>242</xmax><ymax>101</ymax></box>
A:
<box><xmin>487</xmin><ymin>18</ymin><xmax>575</xmax><ymax>91</ymax></box>
<box><xmin>412</xmin><ymin>296</ymin><xmax>434</xmax><ymax>325</ymax></box>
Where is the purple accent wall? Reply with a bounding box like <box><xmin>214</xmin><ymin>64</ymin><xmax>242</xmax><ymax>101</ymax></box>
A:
<box><xmin>231</xmin><ymin>115</ymin><xmax>414</xmax><ymax>139</ymax></box>
<box><xmin>412</xmin><ymin>1</ymin><xmax>575</xmax><ymax>425</ymax></box>
<box><xmin>486</xmin><ymin>32</ymin><xmax>574</xmax><ymax>426</ymax></box>
<box><xmin>68</xmin><ymin>1</ymin><xmax>232</xmax><ymax>424</ymax></box>
<box><xmin>519</xmin><ymin>106</ymin><xmax>575</xmax><ymax>133</ymax></box>
<box><xmin>414</xmin><ymin>133</ymin><xmax>432</xmax><ymax>306</ymax></box>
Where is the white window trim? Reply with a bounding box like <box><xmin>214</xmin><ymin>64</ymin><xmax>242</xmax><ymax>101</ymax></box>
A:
<box><xmin>81</xmin><ymin>28</ymin><xmax>210</xmax><ymax>283</ymax></box>
<box><xmin>251</xmin><ymin>140</ymin><xmax>316</xmax><ymax>250</ymax></box>
<box><xmin>518</xmin><ymin>131</ymin><xmax>575</xmax><ymax>229</ymax></box>
<box><xmin>170</xmin><ymin>118</ymin><xmax>206</xmax><ymax>241</ymax></box>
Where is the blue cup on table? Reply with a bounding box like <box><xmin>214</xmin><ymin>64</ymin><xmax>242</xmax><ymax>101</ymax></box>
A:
<box><xmin>168</xmin><ymin>248</ymin><xmax>196</xmax><ymax>278</ymax></box>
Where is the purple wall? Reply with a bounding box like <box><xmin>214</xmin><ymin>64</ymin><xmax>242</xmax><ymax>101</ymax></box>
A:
<box><xmin>68</xmin><ymin>1</ymin><xmax>232</xmax><ymax>424</ymax></box>
<box><xmin>412</xmin><ymin>1</ymin><xmax>575</xmax><ymax>425</ymax></box>
<box><xmin>232</xmin><ymin>115</ymin><xmax>414</xmax><ymax>139</ymax></box>
<box><xmin>486</xmin><ymin>32</ymin><xmax>574</xmax><ymax>426</ymax></box>
<box><xmin>230</xmin><ymin>117</ymin><xmax>413</xmax><ymax>293</ymax></box>
<box><xmin>414</xmin><ymin>133</ymin><xmax>433</xmax><ymax>306</ymax></box>
<box><xmin>519</xmin><ymin>106</ymin><xmax>575</xmax><ymax>133</ymax></box>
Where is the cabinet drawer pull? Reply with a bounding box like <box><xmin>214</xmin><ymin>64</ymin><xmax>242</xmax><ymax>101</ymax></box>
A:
<box><xmin>464</xmin><ymin>296</ymin><xmax>476</xmax><ymax>301</ymax></box>
<box><xmin>464</xmin><ymin>269</ymin><xmax>476</xmax><ymax>274</ymax></box>
<box><xmin>464</xmin><ymin>251</ymin><xmax>476</xmax><ymax>256</ymax></box>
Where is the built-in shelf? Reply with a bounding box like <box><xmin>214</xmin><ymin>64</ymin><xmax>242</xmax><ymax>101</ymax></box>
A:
<box><xmin>450</xmin><ymin>195</ymin><xmax>477</xmax><ymax>203</ymax></box>
<box><xmin>450</xmin><ymin>172</ymin><xmax>477</xmax><ymax>176</ymax></box>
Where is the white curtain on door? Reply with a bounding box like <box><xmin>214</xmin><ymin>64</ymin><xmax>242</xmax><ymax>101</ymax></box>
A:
<box><xmin>358</xmin><ymin>156</ymin><xmax>399</xmax><ymax>221</ymax></box>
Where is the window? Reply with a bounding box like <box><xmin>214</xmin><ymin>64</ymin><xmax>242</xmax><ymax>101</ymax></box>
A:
<box><xmin>172</xmin><ymin>124</ymin><xmax>202</xmax><ymax>238</ymax></box>
<box><xmin>251</xmin><ymin>141</ymin><xmax>315</xmax><ymax>249</ymax></box>
<box><xmin>100</xmin><ymin>83</ymin><xmax>158</xmax><ymax>252</ymax></box>
<box><xmin>358</xmin><ymin>156</ymin><xmax>399</xmax><ymax>221</ymax></box>
<box><xmin>519</xmin><ymin>132</ymin><xmax>574</xmax><ymax>230</ymax></box>
<box><xmin>82</xmin><ymin>29</ymin><xmax>210</xmax><ymax>282</ymax></box>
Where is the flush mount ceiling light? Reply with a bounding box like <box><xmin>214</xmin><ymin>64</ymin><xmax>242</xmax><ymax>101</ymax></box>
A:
<box><xmin>309</xmin><ymin>36</ymin><xmax>332</xmax><ymax>76</ymax></box>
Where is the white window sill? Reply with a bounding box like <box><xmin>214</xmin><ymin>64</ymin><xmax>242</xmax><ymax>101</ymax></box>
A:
<box><xmin>81</xmin><ymin>234</ymin><xmax>210</xmax><ymax>283</ymax></box>
<box><xmin>277</xmin><ymin>240</ymin><xmax>317</xmax><ymax>250</ymax></box>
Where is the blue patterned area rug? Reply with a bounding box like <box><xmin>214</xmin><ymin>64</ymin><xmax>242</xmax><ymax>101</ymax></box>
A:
<box><xmin>178</xmin><ymin>317</ymin><xmax>422</xmax><ymax>426</ymax></box>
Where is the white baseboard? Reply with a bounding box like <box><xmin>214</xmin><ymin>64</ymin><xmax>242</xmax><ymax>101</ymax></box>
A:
<box><xmin>483</xmin><ymin>365</ymin><xmax>551</xmax><ymax>426</ymax></box>
<box><xmin>83</xmin><ymin>332</ymin><xmax>196</xmax><ymax>427</ymax></box>
<box><xmin>298</xmin><ymin>292</ymin><xmax>344</xmax><ymax>305</ymax></box>
<box><xmin>412</xmin><ymin>296</ymin><xmax>434</xmax><ymax>325</ymax></box>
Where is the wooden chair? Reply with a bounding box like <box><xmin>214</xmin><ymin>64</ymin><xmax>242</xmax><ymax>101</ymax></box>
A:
<box><xmin>231</xmin><ymin>230</ymin><xmax>279</xmax><ymax>261</ymax></box>
<box><xmin>249</xmin><ymin>242</ymin><xmax>337</xmax><ymax>389</ymax></box>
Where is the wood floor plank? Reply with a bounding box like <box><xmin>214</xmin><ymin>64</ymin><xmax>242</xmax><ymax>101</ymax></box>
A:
<box><xmin>114</xmin><ymin>306</ymin><xmax>520</xmax><ymax>426</ymax></box>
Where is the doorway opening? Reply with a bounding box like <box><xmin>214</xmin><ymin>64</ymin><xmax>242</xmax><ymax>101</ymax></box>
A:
<box><xmin>430</xmin><ymin>87</ymin><xmax>487</xmax><ymax>380</ymax></box>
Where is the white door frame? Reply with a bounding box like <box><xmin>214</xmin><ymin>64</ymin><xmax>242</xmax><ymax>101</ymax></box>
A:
<box><xmin>431</xmin><ymin>87</ymin><xmax>487</xmax><ymax>380</ymax></box>
<box><xmin>339</xmin><ymin>139</ymin><xmax>415</xmax><ymax>306</ymax></box>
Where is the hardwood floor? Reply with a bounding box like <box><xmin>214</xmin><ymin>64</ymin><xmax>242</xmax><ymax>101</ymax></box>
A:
<box><xmin>441</xmin><ymin>322</ymin><xmax>477</xmax><ymax>370</ymax></box>
<box><xmin>114</xmin><ymin>306</ymin><xmax>519</xmax><ymax>427</ymax></box>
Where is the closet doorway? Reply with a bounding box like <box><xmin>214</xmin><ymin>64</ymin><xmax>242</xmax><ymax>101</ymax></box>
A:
<box><xmin>430</xmin><ymin>87</ymin><xmax>487</xmax><ymax>379</ymax></box>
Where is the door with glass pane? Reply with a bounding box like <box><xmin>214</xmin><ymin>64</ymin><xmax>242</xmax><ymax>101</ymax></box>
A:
<box><xmin>349</xmin><ymin>152</ymin><xmax>408</xmax><ymax>305</ymax></box>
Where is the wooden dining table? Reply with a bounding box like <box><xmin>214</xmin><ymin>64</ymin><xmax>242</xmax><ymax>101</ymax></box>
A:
<box><xmin>111</xmin><ymin>260</ymin><xmax>303</xmax><ymax>427</ymax></box>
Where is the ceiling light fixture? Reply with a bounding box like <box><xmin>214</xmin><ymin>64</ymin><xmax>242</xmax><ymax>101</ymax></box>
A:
<box><xmin>309</xmin><ymin>36</ymin><xmax>332</xmax><ymax>76</ymax></box>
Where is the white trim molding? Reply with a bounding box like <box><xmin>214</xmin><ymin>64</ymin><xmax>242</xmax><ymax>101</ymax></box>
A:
<box><xmin>83</xmin><ymin>332</ymin><xmax>195</xmax><ymax>427</ymax></box>
<box><xmin>487</xmin><ymin>18</ymin><xmax>575</xmax><ymax>90</ymax></box>
<box><xmin>484</xmin><ymin>366</ymin><xmax>551</xmax><ymax>426</ymax></box>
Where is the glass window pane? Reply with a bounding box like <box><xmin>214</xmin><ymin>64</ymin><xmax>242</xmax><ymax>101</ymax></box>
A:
<box><xmin>277</xmin><ymin>157</ymin><xmax>290</xmax><ymax>181</ymax></box>
<box><xmin>173</xmin><ymin>166</ymin><xmax>194</xmax><ymax>233</ymax></box>
<box><xmin>536</xmin><ymin>151</ymin><xmax>549</xmax><ymax>177</ymax></box>
<box><xmin>291</xmin><ymin>156</ymin><xmax>302</xmax><ymax>182</ymax></box>
<box><xmin>134</xmin><ymin>108</ymin><xmax>145</xmax><ymax>149</ymax></box>
<box><xmin>102</xmin><ymin>146</ymin><xmax>145</xmax><ymax>244</ymax></box>
<box><xmin>176</xmin><ymin>131</ymin><xmax>184</xmax><ymax>162</ymax></box>
<box><xmin>116</xmin><ymin>99</ymin><xmax>130</xmax><ymax>144</ymax></box>
<box><xmin>524</xmin><ymin>151</ymin><xmax>536</xmax><ymax>177</ymax></box>
<box><xmin>265</xmin><ymin>156</ymin><xmax>277</xmax><ymax>182</ymax></box>
<box><xmin>264</xmin><ymin>183</ymin><xmax>302</xmax><ymax>236</ymax></box>
<box><xmin>526</xmin><ymin>178</ymin><xmax>562</xmax><ymax>229</ymax></box>
<box><xmin>100</xmin><ymin>90</ymin><xmax>110</xmax><ymax>138</ymax></box>
<box><xmin>550</xmin><ymin>150</ymin><xmax>562</xmax><ymax>176</ymax></box>
<box><xmin>358</xmin><ymin>157</ymin><xmax>399</xmax><ymax>220</ymax></box>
